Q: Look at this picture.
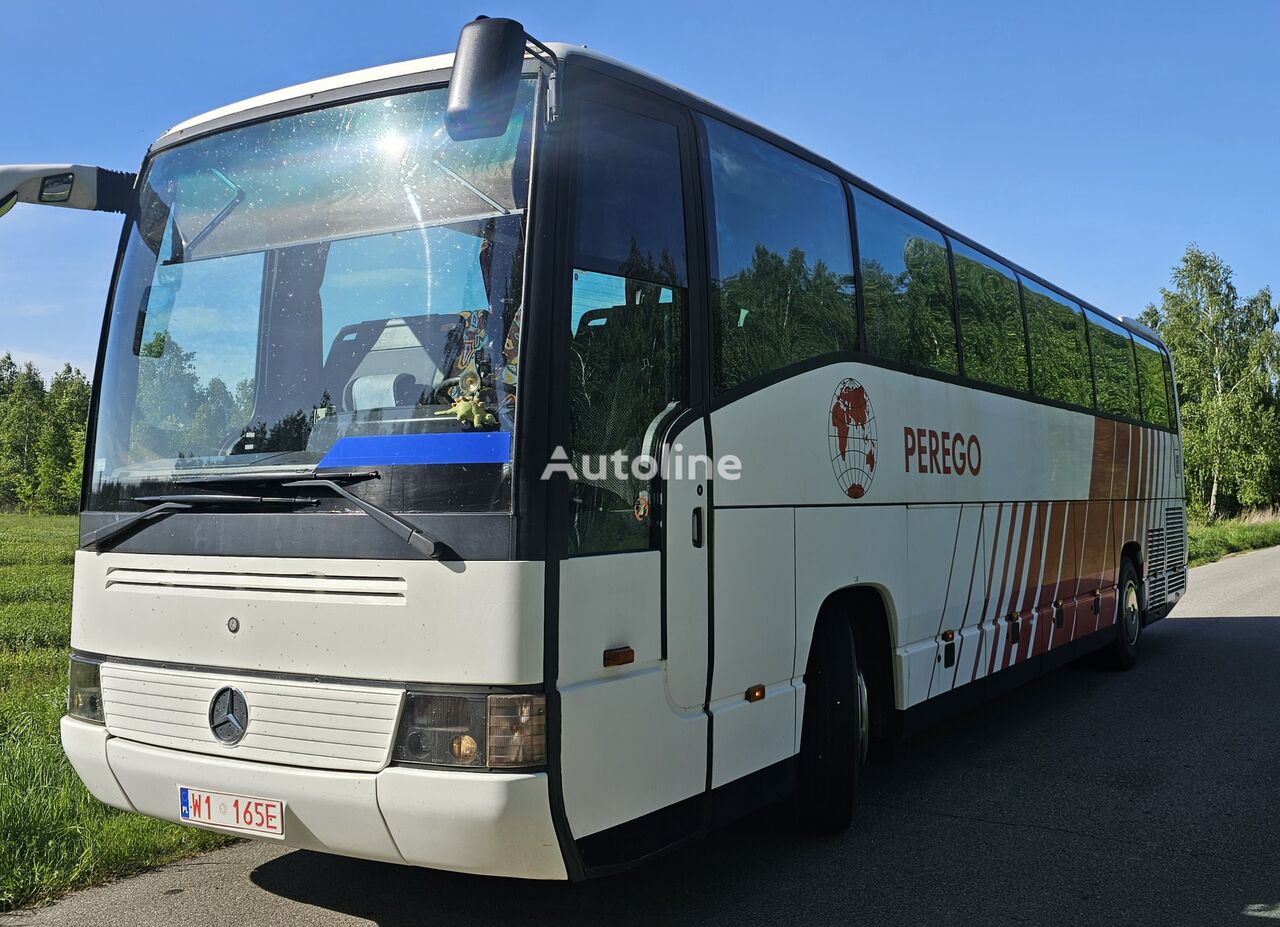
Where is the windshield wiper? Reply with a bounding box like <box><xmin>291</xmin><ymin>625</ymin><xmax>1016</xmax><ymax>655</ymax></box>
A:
<box><xmin>430</xmin><ymin>154</ymin><xmax>512</xmax><ymax>216</ymax></box>
<box><xmin>163</xmin><ymin>168</ymin><xmax>246</xmax><ymax>264</ymax></box>
<box><xmin>83</xmin><ymin>493</ymin><xmax>314</xmax><ymax>552</ymax></box>
<box><xmin>172</xmin><ymin>471</ymin><xmax>447</xmax><ymax>560</ymax></box>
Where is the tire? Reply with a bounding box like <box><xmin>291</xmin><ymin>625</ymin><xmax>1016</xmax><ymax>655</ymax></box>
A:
<box><xmin>795</xmin><ymin>616</ymin><xmax>866</xmax><ymax>833</ymax></box>
<box><xmin>1107</xmin><ymin>558</ymin><xmax>1143</xmax><ymax>670</ymax></box>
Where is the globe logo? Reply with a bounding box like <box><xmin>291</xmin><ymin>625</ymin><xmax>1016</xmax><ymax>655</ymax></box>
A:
<box><xmin>829</xmin><ymin>378</ymin><xmax>878</xmax><ymax>499</ymax></box>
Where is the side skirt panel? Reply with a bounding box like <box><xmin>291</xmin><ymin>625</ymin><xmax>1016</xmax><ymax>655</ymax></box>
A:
<box><xmin>898</xmin><ymin>625</ymin><xmax>1115</xmax><ymax>738</ymax></box>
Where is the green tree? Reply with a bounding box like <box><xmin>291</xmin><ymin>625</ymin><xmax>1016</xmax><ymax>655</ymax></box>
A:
<box><xmin>1140</xmin><ymin>244</ymin><xmax>1280</xmax><ymax>520</ymax></box>
<box><xmin>0</xmin><ymin>353</ymin><xmax>17</xmax><ymax>397</ymax></box>
<box><xmin>32</xmin><ymin>364</ymin><xmax>92</xmax><ymax>513</ymax></box>
<box><xmin>0</xmin><ymin>361</ymin><xmax>48</xmax><ymax>509</ymax></box>
<box><xmin>718</xmin><ymin>244</ymin><xmax>856</xmax><ymax>390</ymax></box>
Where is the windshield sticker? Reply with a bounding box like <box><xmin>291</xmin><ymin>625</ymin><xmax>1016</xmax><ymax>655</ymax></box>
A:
<box><xmin>318</xmin><ymin>432</ymin><xmax>512</xmax><ymax>468</ymax></box>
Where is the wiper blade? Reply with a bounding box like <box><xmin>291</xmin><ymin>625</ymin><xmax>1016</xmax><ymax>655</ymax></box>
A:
<box><xmin>283</xmin><ymin>479</ymin><xmax>445</xmax><ymax>560</ymax></box>
<box><xmin>172</xmin><ymin>468</ymin><xmax>376</xmax><ymax>486</ymax></box>
<box><xmin>164</xmin><ymin>168</ymin><xmax>246</xmax><ymax>264</ymax></box>
<box><xmin>83</xmin><ymin>493</ymin><xmax>315</xmax><ymax>552</ymax></box>
<box><xmin>430</xmin><ymin>154</ymin><xmax>512</xmax><ymax>216</ymax></box>
<box><xmin>172</xmin><ymin>471</ymin><xmax>447</xmax><ymax>560</ymax></box>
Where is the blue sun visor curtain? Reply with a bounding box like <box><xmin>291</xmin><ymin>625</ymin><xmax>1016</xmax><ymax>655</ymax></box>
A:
<box><xmin>317</xmin><ymin>432</ymin><xmax>512</xmax><ymax>468</ymax></box>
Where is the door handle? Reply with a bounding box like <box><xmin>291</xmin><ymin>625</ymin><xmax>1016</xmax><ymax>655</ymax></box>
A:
<box><xmin>692</xmin><ymin>506</ymin><xmax>703</xmax><ymax>548</ymax></box>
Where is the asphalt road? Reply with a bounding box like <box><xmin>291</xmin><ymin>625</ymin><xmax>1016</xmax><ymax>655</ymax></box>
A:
<box><xmin>11</xmin><ymin>548</ymin><xmax>1280</xmax><ymax>927</ymax></box>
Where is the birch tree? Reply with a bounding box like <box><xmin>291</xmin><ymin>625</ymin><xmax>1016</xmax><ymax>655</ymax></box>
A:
<box><xmin>1140</xmin><ymin>245</ymin><xmax>1280</xmax><ymax>520</ymax></box>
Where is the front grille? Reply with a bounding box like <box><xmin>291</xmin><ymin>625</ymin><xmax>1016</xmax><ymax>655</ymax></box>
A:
<box><xmin>100</xmin><ymin>663</ymin><xmax>404</xmax><ymax>772</ymax></box>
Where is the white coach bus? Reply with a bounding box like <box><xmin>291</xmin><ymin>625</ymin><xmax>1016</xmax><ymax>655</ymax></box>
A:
<box><xmin>3</xmin><ymin>17</ymin><xmax>1186</xmax><ymax>880</ymax></box>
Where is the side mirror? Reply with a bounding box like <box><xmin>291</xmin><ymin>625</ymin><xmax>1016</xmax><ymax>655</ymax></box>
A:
<box><xmin>446</xmin><ymin>17</ymin><xmax>527</xmax><ymax>141</ymax></box>
<box><xmin>0</xmin><ymin>164</ymin><xmax>135</xmax><ymax>220</ymax></box>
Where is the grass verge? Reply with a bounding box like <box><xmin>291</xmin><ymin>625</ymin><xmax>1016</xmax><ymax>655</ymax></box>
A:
<box><xmin>0</xmin><ymin>514</ymin><xmax>232</xmax><ymax>913</ymax></box>
<box><xmin>1187</xmin><ymin>509</ymin><xmax>1280</xmax><ymax>568</ymax></box>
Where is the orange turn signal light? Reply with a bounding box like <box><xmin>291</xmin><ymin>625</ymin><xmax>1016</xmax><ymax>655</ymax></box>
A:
<box><xmin>745</xmin><ymin>684</ymin><xmax>765</xmax><ymax>703</ymax></box>
<box><xmin>603</xmin><ymin>646</ymin><xmax>634</xmax><ymax>668</ymax></box>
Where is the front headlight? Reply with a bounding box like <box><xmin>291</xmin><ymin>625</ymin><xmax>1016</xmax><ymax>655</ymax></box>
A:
<box><xmin>393</xmin><ymin>691</ymin><xmax>546</xmax><ymax>769</ymax></box>
<box><xmin>67</xmin><ymin>655</ymin><xmax>105</xmax><ymax>723</ymax></box>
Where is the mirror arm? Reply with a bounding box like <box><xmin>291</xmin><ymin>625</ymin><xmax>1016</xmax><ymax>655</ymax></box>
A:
<box><xmin>95</xmin><ymin>168</ymin><xmax>137</xmax><ymax>215</ymax></box>
<box><xmin>0</xmin><ymin>164</ymin><xmax>136</xmax><ymax>219</ymax></box>
<box><xmin>522</xmin><ymin>34</ymin><xmax>561</xmax><ymax>124</ymax></box>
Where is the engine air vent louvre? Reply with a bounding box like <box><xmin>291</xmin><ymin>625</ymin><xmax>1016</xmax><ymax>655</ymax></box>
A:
<box><xmin>1165</xmin><ymin>507</ymin><xmax>1187</xmax><ymax>596</ymax></box>
<box><xmin>1146</xmin><ymin>525</ymin><xmax>1167</xmax><ymax>607</ymax></box>
<box><xmin>104</xmin><ymin>567</ymin><xmax>407</xmax><ymax>606</ymax></box>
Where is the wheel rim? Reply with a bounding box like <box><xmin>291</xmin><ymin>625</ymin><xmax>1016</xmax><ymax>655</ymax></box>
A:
<box><xmin>1123</xmin><ymin>580</ymin><xmax>1141</xmax><ymax>647</ymax></box>
<box><xmin>856</xmin><ymin>667</ymin><xmax>869</xmax><ymax>765</ymax></box>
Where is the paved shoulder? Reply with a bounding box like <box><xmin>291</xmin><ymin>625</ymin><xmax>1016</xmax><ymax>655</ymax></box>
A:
<box><xmin>1171</xmin><ymin>544</ymin><xmax>1280</xmax><ymax>618</ymax></box>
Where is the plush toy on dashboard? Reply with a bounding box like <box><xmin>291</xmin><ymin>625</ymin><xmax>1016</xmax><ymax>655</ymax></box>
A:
<box><xmin>436</xmin><ymin>390</ymin><xmax>497</xmax><ymax>430</ymax></box>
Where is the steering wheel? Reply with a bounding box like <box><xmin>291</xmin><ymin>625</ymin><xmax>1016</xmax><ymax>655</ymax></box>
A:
<box><xmin>429</xmin><ymin>377</ymin><xmax>462</xmax><ymax>404</ymax></box>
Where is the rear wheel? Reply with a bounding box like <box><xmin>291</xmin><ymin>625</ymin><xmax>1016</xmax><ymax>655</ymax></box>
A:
<box><xmin>795</xmin><ymin>616</ymin><xmax>866</xmax><ymax>832</ymax></box>
<box><xmin>1107</xmin><ymin>558</ymin><xmax>1143</xmax><ymax>669</ymax></box>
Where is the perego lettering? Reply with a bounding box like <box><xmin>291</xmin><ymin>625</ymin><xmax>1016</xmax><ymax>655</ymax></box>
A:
<box><xmin>903</xmin><ymin>427</ymin><xmax>982</xmax><ymax>476</ymax></box>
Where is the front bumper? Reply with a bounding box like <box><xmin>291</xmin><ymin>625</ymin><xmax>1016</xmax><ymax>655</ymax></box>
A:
<box><xmin>61</xmin><ymin>716</ymin><xmax>567</xmax><ymax>880</ymax></box>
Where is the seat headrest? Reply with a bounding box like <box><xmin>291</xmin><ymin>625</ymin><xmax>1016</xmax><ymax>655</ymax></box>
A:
<box><xmin>347</xmin><ymin>373</ymin><xmax>418</xmax><ymax>411</ymax></box>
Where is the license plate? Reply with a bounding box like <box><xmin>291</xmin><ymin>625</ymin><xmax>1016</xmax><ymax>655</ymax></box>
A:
<box><xmin>179</xmin><ymin>786</ymin><xmax>285</xmax><ymax>837</ymax></box>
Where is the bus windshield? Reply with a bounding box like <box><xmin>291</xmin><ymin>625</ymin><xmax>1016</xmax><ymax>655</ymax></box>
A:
<box><xmin>89</xmin><ymin>80</ymin><xmax>536</xmax><ymax>513</ymax></box>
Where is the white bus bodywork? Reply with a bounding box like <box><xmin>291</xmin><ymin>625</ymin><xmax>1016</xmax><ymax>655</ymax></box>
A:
<box><xmin>8</xmin><ymin>32</ymin><xmax>1185</xmax><ymax>881</ymax></box>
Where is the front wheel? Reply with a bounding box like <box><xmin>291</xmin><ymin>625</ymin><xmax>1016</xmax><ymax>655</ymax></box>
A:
<box><xmin>1107</xmin><ymin>559</ymin><xmax>1143</xmax><ymax>670</ymax></box>
<box><xmin>795</xmin><ymin>617</ymin><xmax>865</xmax><ymax>833</ymax></box>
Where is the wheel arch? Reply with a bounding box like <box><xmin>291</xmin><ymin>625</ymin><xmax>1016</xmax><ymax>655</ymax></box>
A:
<box><xmin>810</xmin><ymin>584</ymin><xmax>897</xmax><ymax>740</ymax></box>
<box><xmin>1121</xmin><ymin>539</ymin><xmax>1143</xmax><ymax>574</ymax></box>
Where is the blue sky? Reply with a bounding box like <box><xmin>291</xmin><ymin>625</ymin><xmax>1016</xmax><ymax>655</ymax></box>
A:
<box><xmin>2</xmin><ymin>0</ymin><xmax>1277</xmax><ymax>377</ymax></box>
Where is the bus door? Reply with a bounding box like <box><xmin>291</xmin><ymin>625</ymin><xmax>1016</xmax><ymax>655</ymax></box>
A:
<box><xmin>552</xmin><ymin>75</ymin><xmax>712</xmax><ymax>861</ymax></box>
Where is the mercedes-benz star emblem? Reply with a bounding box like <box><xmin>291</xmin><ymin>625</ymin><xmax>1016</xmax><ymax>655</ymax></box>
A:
<box><xmin>209</xmin><ymin>687</ymin><xmax>249</xmax><ymax>745</ymax></box>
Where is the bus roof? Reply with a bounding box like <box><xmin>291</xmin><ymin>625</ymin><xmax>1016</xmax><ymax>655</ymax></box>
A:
<box><xmin>154</xmin><ymin>43</ymin><xmax>1164</xmax><ymax>351</ymax></box>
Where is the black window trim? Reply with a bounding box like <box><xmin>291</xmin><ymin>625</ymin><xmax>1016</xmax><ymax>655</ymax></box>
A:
<box><xmin>566</xmin><ymin>54</ymin><xmax>1177</xmax><ymax>434</ymax></box>
<box><xmin>1160</xmin><ymin>346</ymin><xmax>1179</xmax><ymax>431</ymax></box>
<box><xmin>844</xmin><ymin>181</ymin><xmax>868</xmax><ymax>354</ymax></box>
<box><xmin>943</xmin><ymin>236</ymin><xmax>966</xmax><ymax>379</ymax></box>
<box><xmin>1016</xmin><ymin>276</ymin><xmax>1037</xmax><ymax>397</ymax></box>
<box><xmin>1130</xmin><ymin>332</ymin><xmax>1146</xmax><ymax>423</ymax></box>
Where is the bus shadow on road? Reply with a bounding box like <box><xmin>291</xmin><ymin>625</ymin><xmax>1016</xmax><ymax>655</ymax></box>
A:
<box><xmin>249</xmin><ymin>621</ymin><xmax>1280</xmax><ymax>926</ymax></box>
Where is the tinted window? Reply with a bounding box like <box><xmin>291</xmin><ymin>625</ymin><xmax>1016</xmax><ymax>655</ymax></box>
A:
<box><xmin>568</xmin><ymin>106</ymin><xmax>689</xmax><ymax>555</ymax></box>
<box><xmin>703</xmin><ymin>118</ymin><xmax>856</xmax><ymax>392</ymax></box>
<box><xmin>1022</xmin><ymin>279</ymin><xmax>1092</xmax><ymax>408</ymax></box>
<box><xmin>575</xmin><ymin>101</ymin><xmax>686</xmax><ymax>287</ymax></box>
<box><xmin>950</xmin><ymin>239</ymin><xmax>1028</xmax><ymax>392</ymax></box>
<box><xmin>1162</xmin><ymin>351</ymin><xmax>1178</xmax><ymax>430</ymax></box>
<box><xmin>1087</xmin><ymin>310</ymin><xmax>1140</xmax><ymax>419</ymax></box>
<box><xmin>567</xmin><ymin>270</ymin><xmax>684</xmax><ymax>554</ymax></box>
<box><xmin>853</xmin><ymin>188</ymin><xmax>958</xmax><ymax>374</ymax></box>
<box><xmin>1133</xmin><ymin>334</ymin><xmax>1170</xmax><ymax>427</ymax></box>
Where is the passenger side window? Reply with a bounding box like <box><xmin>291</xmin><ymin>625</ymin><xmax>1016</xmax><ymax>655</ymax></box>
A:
<box><xmin>853</xmin><ymin>188</ymin><xmax>958</xmax><ymax>375</ymax></box>
<box><xmin>567</xmin><ymin>101</ymin><xmax>688</xmax><ymax>555</ymax></box>
<box><xmin>1022</xmin><ymin>280</ymin><xmax>1093</xmax><ymax>408</ymax></box>
<box><xmin>703</xmin><ymin>117</ymin><xmax>856</xmax><ymax>392</ymax></box>
<box><xmin>1162</xmin><ymin>351</ymin><xmax>1178</xmax><ymax>429</ymax></box>
<box><xmin>1087</xmin><ymin>310</ymin><xmax>1141</xmax><ymax>420</ymax></box>
<box><xmin>1132</xmin><ymin>335</ymin><xmax>1170</xmax><ymax>428</ymax></box>
<box><xmin>950</xmin><ymin>239</ymin><xmax>1028</xmax><ymax>392</ymax></box>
